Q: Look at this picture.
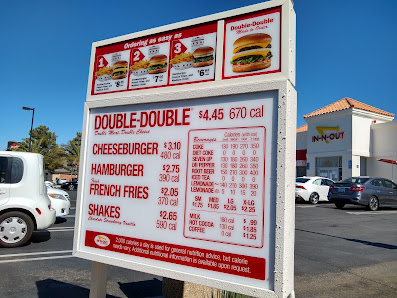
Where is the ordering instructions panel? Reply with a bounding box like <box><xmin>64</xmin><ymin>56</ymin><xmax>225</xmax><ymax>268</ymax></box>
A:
<box><xmin>79</xmin><ymin>91</ymin><xmax>277</xmax><ymax>289</ymax></box>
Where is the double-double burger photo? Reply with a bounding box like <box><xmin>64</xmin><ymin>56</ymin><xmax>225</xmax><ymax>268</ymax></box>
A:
<box><xmin>230</xmin><ymin>33</ymin><xmax>272</xmax><ymax>73</ymax></box>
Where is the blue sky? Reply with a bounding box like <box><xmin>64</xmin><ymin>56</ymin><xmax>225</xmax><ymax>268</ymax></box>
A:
<box><xmin>1</xmin><ymin>0</ymin><xmax>396</xmax><ymax>150</ymax></box>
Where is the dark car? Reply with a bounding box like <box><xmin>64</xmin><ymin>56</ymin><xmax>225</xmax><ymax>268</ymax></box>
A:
<box><xmin>328</xmin><ymin>177</ymin><xmax>397</xmax><ymax>211</ymax></box>
<box><xmin>61</xmin><ymin>179</ymin><xmax>78</xmax><ymax>191</ymax></box>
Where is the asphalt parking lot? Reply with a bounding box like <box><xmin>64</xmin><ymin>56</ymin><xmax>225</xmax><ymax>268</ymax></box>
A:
<box><xmin>0</xmin><ymin>191</ymin><xmax>395</xmax><ymax>297</ymax></box>
<box><xmin>294</xmin><ymin>202</ymin><xmax>397</xmax><ymax>298</ymax></box>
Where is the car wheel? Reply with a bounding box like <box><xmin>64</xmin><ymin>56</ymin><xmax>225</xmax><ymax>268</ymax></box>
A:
<box><xmin>335</xmin><ymin>203</ymin><xmax>345</xmax><ymax>209</ymax></box>
<box><xmin>368</xmin><ymin>196</ymin><xmax>379</xmax><ymax>211</ymax></box>
<box><xmin>0</xmin><ymin>211</ymin><xmax>34</xmax><ymax>248</ymax></box>
<box><xmin>309</xmin><ymin>193</ymin><xmax>319</xmax><ymax>204</ymax></box>
<box><xmin>68</xmin><ymin>184</ymin><xmax>75</xmax><ymax>191</ymax></box>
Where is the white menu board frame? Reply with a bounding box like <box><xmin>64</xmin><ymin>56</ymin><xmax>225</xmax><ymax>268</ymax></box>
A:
<box><xmin>75</xmin><ymin>0</ymin><xmax>296</xmax><ymax>297</ymax></box>
<box><xmin>74</xmin><ymin>78</ymin><xmax>296</xmax><ymax>297</ymax></box>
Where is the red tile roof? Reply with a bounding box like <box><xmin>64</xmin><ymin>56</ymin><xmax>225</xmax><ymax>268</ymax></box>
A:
<box><xmin>303</xmin><ymin>98</ymin><xmax>394</xmax><ymax>119</ymax></box>
<box><xmin>296</xmin><ymin>124</ymin><xmax>308</xmax><ymax>132</ymax></box>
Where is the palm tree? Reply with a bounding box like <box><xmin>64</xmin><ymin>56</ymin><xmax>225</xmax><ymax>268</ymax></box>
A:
<box><xmin>62</xmin><ymin>133</ymin><xmax>81</xmax><ymax>176</ymax></box>
<box><xmin>17</xmin><ymin>138</ymin><xmax>45</xmax><ymax>154</ymax></box>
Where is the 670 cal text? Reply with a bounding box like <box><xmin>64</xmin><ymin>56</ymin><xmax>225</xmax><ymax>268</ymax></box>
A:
<box><xmin>198</xmin><ymin>106</ymin><xmax>263</xmax><ymax>121</ymax></box>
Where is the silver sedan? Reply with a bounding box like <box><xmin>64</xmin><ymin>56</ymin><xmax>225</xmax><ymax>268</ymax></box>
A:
<box><xmin>328</xmin><ymin>177</ymin><xmax>397</xmax><ymax>211</ymax></box>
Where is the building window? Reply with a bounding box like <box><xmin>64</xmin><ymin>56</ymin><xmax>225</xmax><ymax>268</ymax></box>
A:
<box><xmin>315</xmin><ymin>156</ymin><xmax>342</xmax><ymax>181</ymax></box>
<box><xmin>296</xmin><ymin>166</ymin><xmax>306</xmax><ymax>177</ymax></box>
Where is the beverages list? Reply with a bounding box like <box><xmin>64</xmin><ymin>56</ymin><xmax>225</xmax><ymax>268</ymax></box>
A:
<box><xmin>80</xmin><ymin>92</ymin><xmax>276</xmax><ymax>285</ymax></box>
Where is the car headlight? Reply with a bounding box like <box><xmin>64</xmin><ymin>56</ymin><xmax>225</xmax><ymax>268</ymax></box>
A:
<box><xmin>48</xmin><ymin>194</ymin><xmax>69</xmax><ymax>201</ymax></box>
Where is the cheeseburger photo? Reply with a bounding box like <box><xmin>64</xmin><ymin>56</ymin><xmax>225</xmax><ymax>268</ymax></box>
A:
<box><xmin>192</xmin><ymin>46</ymin><xmax>214</xmax><ymax>67</ymax></box>
<box><xmin>112</xmin><ymin>60</ymin><xmax>128</xmax><ymax>79</ymax></box>
<box><xmin>230</xmin><ymin>33</ymin><xmax>272</xmax><ymax>73</ymax></box>
<box><xmin>148</xmin><ymin>54</ymin><xmax>168</xmax><ymax>74</ymax></box>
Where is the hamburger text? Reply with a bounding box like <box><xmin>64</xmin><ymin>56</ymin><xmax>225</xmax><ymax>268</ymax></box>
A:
<box><xmin>91</xmin><ymin>163</ymin><xmax>144</xmax><ymax>176</ymax></box>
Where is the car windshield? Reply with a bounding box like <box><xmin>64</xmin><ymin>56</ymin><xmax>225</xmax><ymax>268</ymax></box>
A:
<box><xmin>296</xmin><ymin>178</ymin><xmax>310</xmax><ymax>183</ymax></box>
<box><xmin>340</xmin><ymin>177</ymin><xmax>369</xmax><ymax>184</ymax></box>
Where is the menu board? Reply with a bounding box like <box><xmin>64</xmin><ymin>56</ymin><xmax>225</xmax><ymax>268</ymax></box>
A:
<box><xmin>90</xmin><ymin>6</ymin><xmax>284</xmax><ymax>96</ymax></box>
<box><xmin>223</xmin><ymin>7</ymin><xmax>281</xmax><ymax>79</ymax></box>
<box><xmin>79</xmin><ymin>91</ymin><xmax>276</xmax><ymax>287</ymax></box>
<box><xmin>92</xmin><ymin>23</ymin><xmax>217</xmax><ymax>95</ymax></box>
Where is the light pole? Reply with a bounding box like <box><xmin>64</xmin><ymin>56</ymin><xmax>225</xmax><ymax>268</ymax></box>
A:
<box><xmin>22</xmin><ymin>106</ymin><xmax>35</xmax><ymax>152</ymax></box>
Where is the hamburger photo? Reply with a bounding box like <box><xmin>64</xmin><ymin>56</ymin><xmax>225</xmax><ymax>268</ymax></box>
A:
<box><xmin>192</xmin><ymin>46</ymin><xmax>214</xmax><ymax>67</ymax></box>
<box><xmin>148</xmin><ymin>54</ymin><xmax>168</xmax><ymax>74</ymax></box>
<box><xmin>230</xmin><ymin>33</ymin><xmax>272</xmax><ymax>73</ymax></box>
<box><xmin>112</xmin><ymin>60</ymin><xmax>128</xmax><ymax>80</ymax></box>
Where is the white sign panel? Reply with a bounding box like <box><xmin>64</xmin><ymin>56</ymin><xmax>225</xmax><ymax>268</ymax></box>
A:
<box><xmin>78</xmin><ymin>91</ymin><xmax>277</xmax><ymax>290</ymax></box>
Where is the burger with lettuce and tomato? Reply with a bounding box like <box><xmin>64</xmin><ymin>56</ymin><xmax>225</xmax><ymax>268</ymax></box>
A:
<box><xmin>230</xmin><ymin>33</ymin><xmax>272</xmax><ymax>73</ymax></box>
<box><xmin>148</xmin><ymin>54</ymin><xmax>168</xmax><ymax>74</ymax></box>
<box><xmin>192</xmin><ymin>46</ymin><xmax>214</xmax><ymax>68</ymax></box>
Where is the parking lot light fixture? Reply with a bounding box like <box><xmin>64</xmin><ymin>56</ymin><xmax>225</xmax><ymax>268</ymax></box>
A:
<box><xmin>22</xmin><ymin>106</ymin><xmax>35</xmax><ymax>152</ymax></box>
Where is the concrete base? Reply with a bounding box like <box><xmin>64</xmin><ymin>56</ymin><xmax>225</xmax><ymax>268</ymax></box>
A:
<box><xmin>162</xmin><ymin>278</ymin><xmax>218</xmax><ymax>298</ymax></box>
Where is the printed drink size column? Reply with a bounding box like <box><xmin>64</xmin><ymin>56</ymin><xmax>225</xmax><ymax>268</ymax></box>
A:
<box><xmin>184</xmin><ymin>127</ymin><xmax>265</xmax><ymax>248</ymax></box>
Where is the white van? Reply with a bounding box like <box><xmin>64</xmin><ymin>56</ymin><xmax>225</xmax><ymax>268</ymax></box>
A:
<box><xmin>0</xmin><ymin>151</ymin><xmax>56</xmax><ymax>247</ymax></box>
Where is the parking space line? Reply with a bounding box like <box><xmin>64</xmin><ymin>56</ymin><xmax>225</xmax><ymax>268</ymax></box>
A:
<box><xmin>0</xmin><ymin>250</ymin><xmax>73</xmax><ymax>258</ymax></box>
<box><xmin>45</xmin><ymin>227</ymin><xmax>75</xmax><ymax>232</ymax></box>
<box><xmin>0</xmin><ymin>255</ymin><xmax>74</xmax><ymax>264</ymax></box>
<box><xmin>346</xmin><ymin>211</ymin><xmax>397</xmax><ymax>215</ymax></box>
<box><xmin>48</xmin><ymin>227</ymin><xmax>74</xmax><ymax>230</ymax></box>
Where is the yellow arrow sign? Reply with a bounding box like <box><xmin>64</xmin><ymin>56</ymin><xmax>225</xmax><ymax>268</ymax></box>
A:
<box><xmin>316</xmin><ymin>126</ymin><xmax>340</xmax><ymax>135</ymax></box>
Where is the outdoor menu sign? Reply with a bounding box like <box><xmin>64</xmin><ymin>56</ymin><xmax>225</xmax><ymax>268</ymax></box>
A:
<box><xmin>75</xmin><ymin>1</ymin><xmax>296</xmax><ymax>297</ymax></box>
<box><xmin>83</xmin><ymin>92</ymin><xmax>273</xmax><ymax>281</ymax></box>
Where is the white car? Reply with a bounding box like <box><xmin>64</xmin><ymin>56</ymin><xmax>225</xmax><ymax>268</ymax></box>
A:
<box><xmin>45</xmin><ymin>181</ymin><xmax>54</xmax><ymax>187</ymax></box>
<box><xmin>47</xmin><ymin>186</ymin><xmax>70</xmax><ymax>217</ymax></box>
<box><xmin>57</xmin><ymin>178</ymin><xmax>67</xmax><ymax>185</ymax></box>
<box><xmin>295</xmin><ymin>176</ymin><xmax>334</xmax><ymax>204</ymax></box>
<box><xmin>0</xmin><ymin>151</ymin><xmax>56</xmax><ymax>247</ymax></box>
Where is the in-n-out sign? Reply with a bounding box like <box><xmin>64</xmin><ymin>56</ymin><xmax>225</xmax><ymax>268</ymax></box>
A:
<box><xmin>73</xmin><ymin>0</ymin><xmax>296</xmax><ymax>297</ymax></box>
<box><xmin>312</xmin><ymin>126</ymin><xmax>345</xmax><ymax>144</ymax></box>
